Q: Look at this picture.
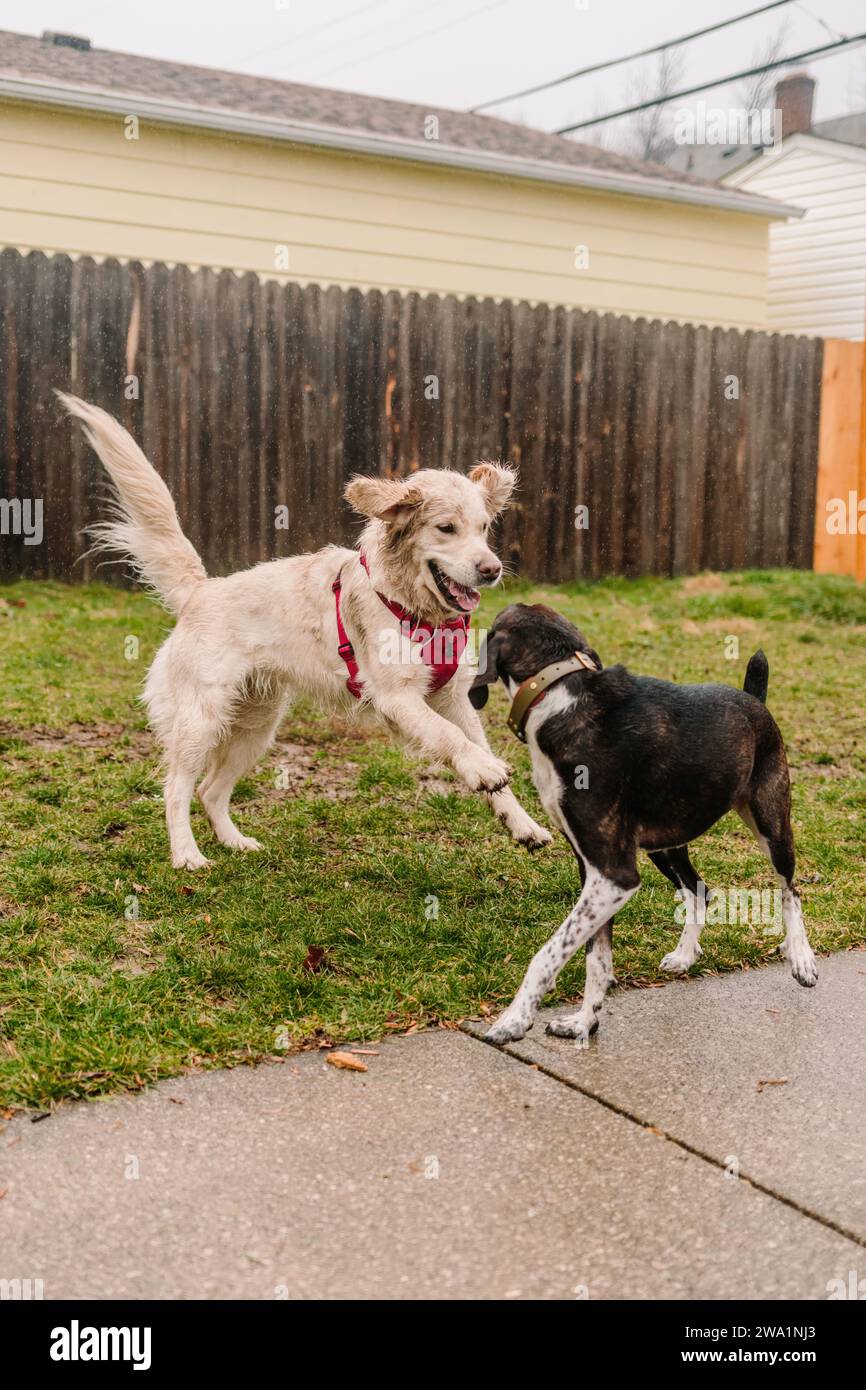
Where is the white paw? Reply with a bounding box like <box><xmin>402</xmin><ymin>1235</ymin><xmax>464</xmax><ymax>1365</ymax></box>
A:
<box><xmin>511</xmin><ymin>816</ymin><xmax>553</xmax><ymax>851</ymax></box>
<box><xmin>492</xmin><ymin>794</ymin><xmax>552</xmax><ymax>850</ymax></box>
<box><xmin>485</xmin><ymin>1011</ymin><xmax>532</xmax><ymax>1045</ymax></box>
<box><xmin>455</xmin><ymin>748</ymin><xmax>510</xmax><ymax>794</ymax></box>
<box><xmin>223</xmin><ymin>834</ymin><xmax>263</xmax><ymax>852</ymax></box>
<box><xmin>545</xmin><ymin>1014</ymin><xmax>598</xmax><ymax>1047</ymax></box>
<box><xmin>660</xmin><ymin>944</ymin><xmax>702</xmax><ymax>974</ymax></box>
<box><xmin>173</xmin><ymin>848</ymin><xmax>212</xmax><ymax>871</ymax></box>
<box><xmin>784</xmin><ymin>942</ymin><xmax>818</xmax><ymax>988</ymax></box>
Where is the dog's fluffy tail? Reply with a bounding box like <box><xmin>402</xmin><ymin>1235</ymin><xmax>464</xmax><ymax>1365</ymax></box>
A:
<box><xmin>743</xmin><ymin>649</ymin><xmax>769</xmax><ymax>703</ymax></box>
<box><xmin>58</xmin><ymin>393</ymin><xmax>206</xmax><ymax>615</ymax></box>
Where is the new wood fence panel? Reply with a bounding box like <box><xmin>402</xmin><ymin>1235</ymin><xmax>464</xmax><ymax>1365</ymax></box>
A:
<box><xmin>0</xmin><ymin>250</ymin><xmax>824</xmax><ymax>586</ymax></box>
<box><xmin>813</xmin><ymin>338</ymin><xmax>864</xmax><ymax>580</ymax></box>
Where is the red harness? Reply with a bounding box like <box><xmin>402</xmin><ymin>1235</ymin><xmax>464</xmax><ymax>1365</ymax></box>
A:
<box><xmin>332</xmin><ymin>554</ymin><xmax>470</xmax><ymax>700</ymax></box>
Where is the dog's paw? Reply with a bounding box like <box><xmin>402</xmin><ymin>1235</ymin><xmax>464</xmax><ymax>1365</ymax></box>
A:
<box><xmin>173</xmin><ymin>849</ymin><xmax>212</xmax><ymax>871</ymax></box>
<box><xmin>455</xmin><ymin>748</ymin><xmax>510</xmax><ymax>794</ymax></box>
<box><xmin>660</xmin><ymin>944</ymin><xmax>702</xmax><ymax>974</ymax></box>
<box><xmin>545</xmin><ymin>1015</ymin><xmax>598</xmax><ymax>1048</ymax></box>
<box><xmin>494</xmin><ymin>800</ymin><xmax>552</xmax><ymax>850</ymax></box>
<box><xmin>484</xmin><ymin>1012</ymin><xmax>532</xmax><ymax>1046</ymax></box>
<box><xmin>785</xmin><ymin>942</ymin><xmax>818</xmax><ymax>988</ymax></box>
<box><xmin>223</xmin><ymin>834</ymin><xmax>263</xmax><ymax>853</ymax></box>
<box><xmin>517</xmin><ymin>822</ymin><xmax>553</xmax><ymax>852</ymax></box>
<box><xmin>502</xmin><ymin>806</ymin><xmax>553</xmax><ymax>851</ymax></box>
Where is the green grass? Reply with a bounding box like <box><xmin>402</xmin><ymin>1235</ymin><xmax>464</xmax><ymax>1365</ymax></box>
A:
<box><xmin>1</xmin><ymin>570</ymin><xmax>864</xmax><ymax>1111</ymax></box>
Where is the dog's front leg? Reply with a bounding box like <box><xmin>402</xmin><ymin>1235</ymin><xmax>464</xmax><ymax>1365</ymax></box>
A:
<box><xmin>438</xmin><ymin>691</ymin><xmax>552</xmax><ymax>850</ymax></box>
<box><xmin>486</xmin><ymin>869</ymin><xmax>637</xmax><ymax>1045</ymax></box>
<box><xmin>375</xmin><ymin>692</ymin><xmax>510</xmax><ymax>793</ymax></box>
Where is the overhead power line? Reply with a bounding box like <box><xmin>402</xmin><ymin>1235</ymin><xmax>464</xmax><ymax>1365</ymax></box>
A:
<box><xmin>794</xmin><ymin>1</ymin><xmax>846</xmax><ymax>43</ymax></box>
<box><xmin>470</xmin><ymin>0</ymin><xmax>799</xmax><ymax>113</ymax></box>
<box><xmin>307</xmin><ymin>0</ymin><xmax>511</xmax><ymax>82</ymax></box>
<box><xmin>235</xmin><ymin>0</ymin><xmax>394</xmax><ymax>70</ymax></box>
<box><xmin>554</xmin><ymin>31</ymin><xmax>866</xmax><ymax>135</ymax></box>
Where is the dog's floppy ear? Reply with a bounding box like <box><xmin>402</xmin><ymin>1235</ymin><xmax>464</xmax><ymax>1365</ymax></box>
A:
<box><xmin>469</xmin><ymin>461</ymin><xmax>517</xmax><ymax>518</ymax></box>
<box><xmin>344</xmin><ymin>475</ymin><xmax>423</xmax><ymax>523</ymax></box>
<box><xmin>468</xmin><ymin>631</ymin><xmax>503</xmax><ymax>710</ymax></box>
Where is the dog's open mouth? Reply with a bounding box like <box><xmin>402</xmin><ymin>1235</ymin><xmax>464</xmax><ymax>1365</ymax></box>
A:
<box><xmin>429</xmin><ymin>561</ymin><xmax>481</xmax><ymax>613</ymax></box>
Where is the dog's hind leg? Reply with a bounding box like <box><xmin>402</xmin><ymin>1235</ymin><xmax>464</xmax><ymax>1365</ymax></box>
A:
<box><xmin>144</xmin><ymin>643</ymin><xmax>225</xmax><ymax>869</ymax></box>
<box><xmin>198</xmin><ymin>696</ymin><xmax>286</xmax><ymax>851</ymax></box>
<box><xmin>737</xmin><ymin>791</ymin><xmax>817</xmax><ymax>988</ymax></box>
<box><xmin>651</xmin><ymin>846</ymin><xmax>711</xmax><ymax>974</ymax></box>
<box><xmin>163</xmin><ymin>706</ymin><xmax>226</xmax><ymax>870</ymax></box>
<box><xmin>545</xmin><ymin>921</ymin><xmax>616</xmax><ymax>1047</ymax></box>
<box><xmin>485</xmin><ymin>860</ymin><xmax>638</xmax><ymax>1045</ymax></box>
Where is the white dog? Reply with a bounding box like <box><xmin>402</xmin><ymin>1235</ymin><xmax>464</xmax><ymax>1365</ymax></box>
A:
<box><xmin>60</xmin><ymin>395</ymin><xmax>552</xmax><ymax>869</ymax></box>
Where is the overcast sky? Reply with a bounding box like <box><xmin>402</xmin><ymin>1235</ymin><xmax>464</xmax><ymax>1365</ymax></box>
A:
<box><xmin>2</xmin><ymin>0</ymin><xmax>865</xmax><ymax>144</ymax></box>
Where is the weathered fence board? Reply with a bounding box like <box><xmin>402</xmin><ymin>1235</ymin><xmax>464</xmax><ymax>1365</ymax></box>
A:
<box><xmin>0</xmin><ymin>249</ymin><xmax>824</xmax><ymax>585</ymax></box>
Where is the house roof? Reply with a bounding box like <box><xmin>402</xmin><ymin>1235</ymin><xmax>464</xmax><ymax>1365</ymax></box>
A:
<box><xmin>669</xmin><ymin>141</ymin><xmax>760</xmax><ymax>181</ymax></box>
<box><xmin>812</xmin><ymin>111</ymin><xmax>866</xmax><ymax>148</ymax></box>
<box><xmin>0</xmin><ymin>28</ymin><xmax>799</xmax><ymax>219</ymax></box>
<box><xmin>671</xmin><ymin>110</ymin><xmax>866</xmax><ymax>183</ymax></box>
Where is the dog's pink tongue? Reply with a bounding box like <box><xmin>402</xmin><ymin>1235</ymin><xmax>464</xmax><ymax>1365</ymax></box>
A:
<box><xmin>446</xmin><ymin>577</ymin><xmax>481</xmax><ymax>612</ymax></box>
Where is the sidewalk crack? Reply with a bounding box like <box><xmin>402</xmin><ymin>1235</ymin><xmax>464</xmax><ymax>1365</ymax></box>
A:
<box><xmin>462</xmin><ymin>1025</ymin><xmax>866</xmax><ymax>1251</ymax></box>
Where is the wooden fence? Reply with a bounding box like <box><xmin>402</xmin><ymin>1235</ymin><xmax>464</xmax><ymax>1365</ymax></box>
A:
<box><xmin>0</xmin><ymin>249</ymin><xmax>824</xmax><ymax>584</ymax></box>
<box><xmin>814</xmin><ymin>338</ymin><xmax>866</xmax><ymax>583</ymax></box>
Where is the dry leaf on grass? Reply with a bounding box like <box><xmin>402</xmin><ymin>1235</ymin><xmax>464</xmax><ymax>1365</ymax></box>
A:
<box><xmin>326</xmin><ymin>1051</ymin><xmax>368</xmax><ymax>1073</ymax></box>
<box><xmin>303</xmin><ymin>945</ymin><xmax>331</xmax><ymax>973</ymax></box>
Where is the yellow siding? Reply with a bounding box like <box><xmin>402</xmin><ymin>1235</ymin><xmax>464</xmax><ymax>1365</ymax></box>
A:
<box><xmin>0</xmin><ymin>99</ymin><xmax>770</xmax><ymax>329</ymax></box>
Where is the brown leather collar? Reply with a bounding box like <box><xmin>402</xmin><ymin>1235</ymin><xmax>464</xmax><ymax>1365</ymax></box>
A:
<box><xmin>507</xmin><ymin>651</ymin><xmax>598</xmax><ymax>742</ymax></box>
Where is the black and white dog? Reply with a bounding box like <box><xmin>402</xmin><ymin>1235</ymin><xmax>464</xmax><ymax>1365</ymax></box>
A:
<box><xmin>470</xmin><ymin>604</ymin><xmax>817</xmax><ymax>1046</ymax></box>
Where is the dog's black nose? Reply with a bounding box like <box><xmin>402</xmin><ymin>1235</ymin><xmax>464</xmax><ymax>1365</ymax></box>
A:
<box><xmin>477</xmin><ymin>560</ymin><xmax>502</xmax><ymax>582</ymax></box>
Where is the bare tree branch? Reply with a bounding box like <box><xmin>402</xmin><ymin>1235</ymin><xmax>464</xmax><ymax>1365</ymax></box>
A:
<box><xmin>736</xmin><ymin>24</ymin><xmax>789</xmax><ymax>111</ymax></box>
<box><xmin>615</xmin><ymin>47</ymin><xmax>687</xmax><ymax>163</ymax></box>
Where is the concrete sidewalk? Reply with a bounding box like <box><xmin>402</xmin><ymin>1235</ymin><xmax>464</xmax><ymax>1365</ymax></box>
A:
<box><xmin>2</xmin><ymin>953</ymin><xmax>864</xmax><ymax>1300</ymax></box>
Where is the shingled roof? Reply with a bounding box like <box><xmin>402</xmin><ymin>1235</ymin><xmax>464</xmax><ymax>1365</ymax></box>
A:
<box><xmin>0</xmin><ymin>27</ymin><xmax>797</xmax><ymax>216</ymax></box>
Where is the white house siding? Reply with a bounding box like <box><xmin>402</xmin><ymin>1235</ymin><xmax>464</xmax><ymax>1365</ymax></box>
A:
<box><xmin>726</xmin><ymin>135</ymin><xmax>866</xmax><ymax>341</ymax></box>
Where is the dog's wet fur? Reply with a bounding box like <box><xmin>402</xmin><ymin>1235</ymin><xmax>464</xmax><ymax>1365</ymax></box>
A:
<box><xmin>470</xmin><ymin>603</ymin><xmax>817</xmax><ymax>1047</ymax></box>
